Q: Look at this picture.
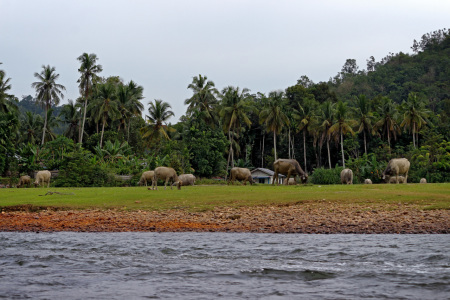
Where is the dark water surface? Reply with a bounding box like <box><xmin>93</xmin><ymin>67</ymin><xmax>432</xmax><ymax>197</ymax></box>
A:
<box><xmin>0</xmin><ymin>233</ymin><xmax>449</xmax><ymax>299</ymax></box>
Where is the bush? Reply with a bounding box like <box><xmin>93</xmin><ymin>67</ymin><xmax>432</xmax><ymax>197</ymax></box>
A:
<box><xmin>310</xmin><ymin>166</ymin><xmax>344</xmax><ymax>184</ymax></box>
<box><xmin>346</xmin><ymin>153</ymin><xmax>386</xmax><ymax>184</ymax></box>
<box><xmin>54</xmin><ymin>148</ymin><xmax>111</xmax><ymax>187</ymax></box>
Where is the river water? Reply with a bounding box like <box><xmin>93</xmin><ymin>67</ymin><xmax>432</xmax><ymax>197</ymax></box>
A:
<box><xmin>0</xmin><ymin>233</ymin><xmax>449</xmax><ymax>299</ymax></box>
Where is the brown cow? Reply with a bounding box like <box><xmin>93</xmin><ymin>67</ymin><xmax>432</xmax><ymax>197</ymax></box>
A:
<box><xmin>17</xmin><ymin>175</ymin><xmax>31</xmax><ymax>188</ymax></box>
<box><xmin>273</xmin><ymin>159</ymin><xmax>308</xmax><ymax>185</ymax></box>
<box><xmin>228</xmin><ymin>167</ymin><xmax>254</xmax><ymax>185</ymax></box>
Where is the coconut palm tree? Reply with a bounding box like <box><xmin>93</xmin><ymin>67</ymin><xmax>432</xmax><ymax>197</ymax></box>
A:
<box><xmin>59</xmin><ymin>100</ymin><xmax>82</xmax><ymax>142</ymax></box>
<box><xmin>374</xmin><ymin>97</ymin><xmax>401</xmax><ymax>153</ymax></box>
<box><xmin>117</xmin><ymin>80</ymin><xmax>144</xmax><ymax>141</ymax></box>
<box><xmin>0</xmin><ymin>68</ymin><xmax>17</xmax><ymax>114</ymax></box>
<box><xmin>185</xmin><ymin>74</ymin><xmax>218</xmax><ymax>125</ymax></box>
<box><xmin>141</xmin><ymin>99</ymin><xmax>174</xmax><ymax>148</ymax></box>
<box><xmin>284</xmin><ymin>109</ymin><xmax>298</xmax><ymax>159</ymax></box>
<box><xmin>31</xmin><ymin>65</ymin><xmax>66</xmax><ymax>146</ymax></box>
<box><xmin>259</xmin><ymin>91</ymin><xmax>290</xmax><ymax>161</ymax></box>
<box><xmin>296</xmin><ymin>97</ymin><xmax>318</xmax><ymax>172</ymax></box>
<box><xmin>42</xmin><ymin>108</ymin><xmax>61</xmax><ymax>143</ymax></box>
<box><xmin>353</xmin><ymin>94</ymin><xmax>375</xmax><ymax>155</ymax></box>
<box><xmin>219</xmin><ymin>86</ymin><xmax>253</xmax><ymax>173</ymax></box>
<box><xmin>19</xmin><ymin>112</ymin><xmax>43</xmax><ymax>145</ymax></box>
<box><xmin>89</xmin><ymin>82</ymin><xmax>120</xmax><ymax>148</ymax></box>
<box><xmin>318</xmin><ymin>101</ymin><xmax>335</xmax><ymax>169</ymax></box>
<box><xmin>77</xmin><ymin>53</ymin><xmax>102</xmax><ymax>144</ymax></box>
<box><xmin>400</xmin><ymin>92</ymin><xmax>430</xmax><ymax>148</ymax></box>
<box><xmin>329</xmin><ymin>101</ymin><xmax>354</xmax><ymax>168</ymax></box>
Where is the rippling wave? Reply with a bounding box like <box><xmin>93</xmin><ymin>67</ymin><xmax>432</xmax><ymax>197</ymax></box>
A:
<box><xmin>0</xmin><ymin>233</ymin><xmax>449</xmax><ymax>299</ymax></box>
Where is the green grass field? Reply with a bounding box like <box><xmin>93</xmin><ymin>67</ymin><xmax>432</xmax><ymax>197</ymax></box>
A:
<box><xmin>0</xmin><ymin>183</ymin><xmax>449</xmax><ymax>212</ymax></box>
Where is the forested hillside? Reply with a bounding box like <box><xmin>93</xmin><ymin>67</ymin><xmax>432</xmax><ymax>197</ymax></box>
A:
<box><xmin>1</xmin><ymin>29</ymin><xmax>449</xmax><ymax>185</ymax></box>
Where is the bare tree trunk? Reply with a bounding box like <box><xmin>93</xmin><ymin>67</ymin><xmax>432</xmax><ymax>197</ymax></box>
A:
<box><xmin>341</xmin><ymin>128</ymin><xmax>345</xmax><ymax>168</ymax></box>
<box><xmin>225</xmin><ymin>130</ymin><xmax>232</xmax><ymax>180</ymax></box>
<box><xmin>363</xmin><ymin>130</ymin><xmax>367</xmax><ymax>155</ymax></box>
<box><xmin>319</xmin><ymin>143</ymin><xmax>323</xmax><ymax>167</ymax></box>
<box><xmin>387</xmin><ymin>127</ymin><xmax>391</xmax><ymax>155</ymax></box>
<box><xmin>261</xmin><ymin>133</ymin><xmax>266</xmax><ymax>168</ymax></box>
<box><xmin>303</xmin><ymin>129</ymin><xmax>307</xmax><ymax>172</ymax></box>
<box><xmin>327</xmin><ymin>137</ymin><xmax>331</xmax><ymax>169</ymax></box>
<box><xmin>273</xmin><ymin>131</ymin><xmax>277</xmax><ymax>161</ymax></box>
<box><xmin>100</xmin><ymin>118</ymin><xmax>106</xmax><ymax>148</ymax></box>
<box><xmin>225</xmin><ymin>150</ymin><xmax>231</xmax><ymax>181</ymax></box>
<box><xmin>41</xmin><ymin>106</ymin><xmax>48</xmax><ymax>146</ymax></box>
<box><xmin>80</xmin><ymin>85</ymin><xmax>89</xmax><ymax>144</ymax></box>
<box><xmin>412</xmin><ymin>122</ymin><xmax>416</xmax><ymax>148</ymax></box>
<box><xmin>288</xmin><ymin>128</ymin><xmax>291</xmax><ymax>159</ymax></box>
<box><xmin>291</xmin><ymin>135</ymin><xmax>295</xmax><ymax>159</ymax></box>
<box><xmin>78</xmin><ymin>112</ymin><xmax>82</xmax><ymax>144</ymax></box>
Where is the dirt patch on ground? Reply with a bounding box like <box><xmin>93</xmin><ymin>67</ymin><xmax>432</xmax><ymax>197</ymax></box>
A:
<box><xmin>1</xmin><ymin>203</ymin><xmax>449</xmax><ymax>233</ymax></box>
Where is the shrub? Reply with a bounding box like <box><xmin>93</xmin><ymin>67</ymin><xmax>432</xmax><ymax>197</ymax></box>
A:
<box><xmin>54</xmin><ymin>148</ymin><xmax>111</xmax><ymax>187</ymax></box>
<box><xmin>310</xmin><ymin>166</ymin><xmax>344</xmax><ymax>184</ymax></box>
<box><xmin>346</xmin><ymin>153</ymin><xmax>386</xmax><ymax>184</ymax></box>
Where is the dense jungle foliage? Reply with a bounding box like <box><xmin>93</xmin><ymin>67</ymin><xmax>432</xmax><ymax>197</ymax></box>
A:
<box><xmin>1</xmin><ymin>29</ymin><xmax>449</xmax><ymax>186</ymax></box>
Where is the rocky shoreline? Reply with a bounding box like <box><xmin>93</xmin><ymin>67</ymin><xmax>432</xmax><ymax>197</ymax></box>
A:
<box><xmin>1</xmin><ymin>203</ymin><xmax>449</xmax><ymax>233</ymax></box>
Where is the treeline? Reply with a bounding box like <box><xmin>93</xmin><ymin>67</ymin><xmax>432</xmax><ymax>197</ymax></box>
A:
<box><xmin>0</xmin><ymin>29</ymin><xmax>449</xmax><ymax>186</ymax></box>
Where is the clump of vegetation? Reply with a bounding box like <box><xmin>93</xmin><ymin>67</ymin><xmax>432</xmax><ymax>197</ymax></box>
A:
<box><xmin>54</xmin><ymin>148</ymin><xmax>112</xmax><ymax>187</ymax></box>
<box><xmin>310</xmin><ymin>167</ymin><xmax>344</xmax><ymax>185</ymax></box>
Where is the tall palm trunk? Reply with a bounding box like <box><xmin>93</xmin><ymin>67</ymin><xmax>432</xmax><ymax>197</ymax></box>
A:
<box><xmin>340</xmin><ymin>128</ymin><xmax>345</xmax><ymax>168</ymax></box>
<box><xmin>363</xmin><ymin>130</ymin><xmax>367</xmax><ymax>155</ymax></box>
<box><xmin>225</xmin><ymin>130</ymin><xmax>233</xmax><ymax>180</ymax></box>
<box><xmin>327</xmin><ymin>137</ymin><xmax>331</xmax><ymax>169</ymax></box>
<box><xmin>387</xmin><ymin>126</ymin><xmax>391</xmax><ymax>154</ymax></box>
<box><xmin>319</xmin><ymin>142</ymin><xmax>323</xmax><ymax>167</ymax></box>
<box><xmin>80</xmin><ymin>87</ymin><xmax>88</xmax><ymax>144</ymax></box>
<box><xmin>41</xmin><ymin>105</ymin><xmax>48</xmax><ymax>146</ymax></box>
<box><xmin>412</xmin><ymin>122</ymin><xmax>416</xmax><ymax>148</ymax></box>
<box><xmin>288</xmin><ymin>128</ymin><xmax>291</xmax><ymax>159</ymax></box>
<box><xmin>261</xmin><ymin>133</ymin><xmax>264</xmax><ymax>167</ymax></box>
<box><xmin>100</xmin><ymin>118</ymin><xmax>106</xmax><ymax>148</ymax></box>
<box><xmin>273</xmin><ymin>131</ymin><xmax>277</xmax><ymax>161</ymax></box>
<box><xmin>303</xmin><ymin>129</ymin><xmax>307</xmax><ymax>172</ymax></box>
<box><xmin>291</xmin><ymin>135</ymin><xmax>295</xmax><ymax>159</ymax></box>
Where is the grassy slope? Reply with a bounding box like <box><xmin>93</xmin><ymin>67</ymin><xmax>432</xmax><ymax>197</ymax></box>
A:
<box><xmin>0</xmin><ymin>183</ymin><xmax>449</xmax><ymax>211</ymax></box>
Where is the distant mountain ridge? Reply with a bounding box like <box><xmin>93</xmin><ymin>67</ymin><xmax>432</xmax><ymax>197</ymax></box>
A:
<box><xmin>17</xmin><ymin>95</ymin><xmax>63</xmax><ymax>117</ymax></box>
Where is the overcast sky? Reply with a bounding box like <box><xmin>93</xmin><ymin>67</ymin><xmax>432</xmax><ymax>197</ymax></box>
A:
<box><xmin>1</xmin><ymin>0</ymin><xmax>449</xmax><ymax>123</ymax></box>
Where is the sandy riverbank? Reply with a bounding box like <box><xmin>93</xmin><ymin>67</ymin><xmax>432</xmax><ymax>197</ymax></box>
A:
<box><xmin>1</xmin><ymin>202</ymin><xmax>449</xmax><ymax>233</ymax></box>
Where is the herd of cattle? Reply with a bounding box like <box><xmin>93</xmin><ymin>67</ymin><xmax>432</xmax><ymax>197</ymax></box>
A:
<box><xmin>14</xmin><ymin>157</ymin><xmax>426</xmax><ymax>189</ymax></box>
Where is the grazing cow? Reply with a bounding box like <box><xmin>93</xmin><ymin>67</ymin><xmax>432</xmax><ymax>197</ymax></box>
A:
<box><xmin>364</xmin><ymin>179</ymin><xmax>372</xmax><ymax>184</ymax></box>
<box><xmin>420</xmin><ymin>178</ymin><xmax>427</xmax><ymax>184</ymax></box>
<box><xmin>382</xmin><ymin>158</ymin><xmax>410</xmax><ymax>184</ymax></box>
<box><xmin>340</xmin><ymin>168</ymin><xmax>353</xmax><ymax>184</ymax></box>
<box><xmin>139</xmin><ymin>170</ymin><xmax>155</xmax><ymax>186</ymax></box>
<box><xmin>388</xmin><ymin>176</ymin><xmax>406</xmax><ymax>184</ymax></box>
<box><xmin>228</xmin><ymin>167</ymin><xmax>254</xmax><ymax>185</ymax></box>
<box><xmin>17</xmin><ymin>175</ymin><xmax>31</xmax><ymax>188</ymax></box>
<box><xmin>34</xmin><ymin>170</ymin><xmax>51</xmax><ymax>188</ymax></box>
<box><xmin>177</xmin><ymin>174</ymin><xmax>196</xmax><ymax>186</ymax></box>
<box><xmin>153</xmin><ymin>167</ymin><xmax>181</xmax><ymax>190</ymax></box>
<box><xmin>273</xmin><ymin>159</ymin><xmax>308</xmax><ymax>185</ymax></box>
